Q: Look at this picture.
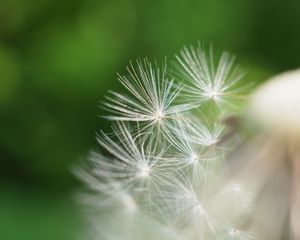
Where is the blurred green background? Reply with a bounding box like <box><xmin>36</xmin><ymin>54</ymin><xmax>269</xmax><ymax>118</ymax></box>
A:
<box><xmin>1</xmin><ymin>0</ymin><xmax>300</xmax><ymax>239</ymax></box>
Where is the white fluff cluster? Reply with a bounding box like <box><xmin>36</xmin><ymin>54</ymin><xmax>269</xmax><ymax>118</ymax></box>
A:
<box><xmin>77</xmin><ymin>45</ymin><xmax>255</xmax><ymax>240</ymax></box>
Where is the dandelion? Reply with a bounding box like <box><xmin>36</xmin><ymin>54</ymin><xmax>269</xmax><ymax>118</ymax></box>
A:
<box><xmin>75</xmin><ymin>44</ymin><xmax>263</xmax><ymax>240</ymax></box>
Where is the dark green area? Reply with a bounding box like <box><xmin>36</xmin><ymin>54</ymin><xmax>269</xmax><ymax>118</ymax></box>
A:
<box><xmin>1</xmin><ymin>0</ymin><xmax>300</xmax><ymax>239</ymax></box>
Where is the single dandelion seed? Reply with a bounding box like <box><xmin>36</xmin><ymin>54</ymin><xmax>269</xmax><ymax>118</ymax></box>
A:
<box><xmin>176</xmin><ymin>44</ymin><xmax>246</xmax><ymax>109</ymax></box>
<box><xmin>103</xmin><ymin>59</ymin><xmax>192</xmax><ymax>132</ymax></box>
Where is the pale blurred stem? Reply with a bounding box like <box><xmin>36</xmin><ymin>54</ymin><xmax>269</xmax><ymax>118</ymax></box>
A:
<box><xmin>241</xmin><ymin>135</ymin><xmax>285</xmax><ymax>189</ymax></box>
<box><xmin>244</xmin><ymin>136</ymin><xmax>289</xmax><ymax>240</ymax></box>
<box><xmin>289</xmin><ymin>140</ymin><xmax>300</xmax><ymax>240</ymax></box>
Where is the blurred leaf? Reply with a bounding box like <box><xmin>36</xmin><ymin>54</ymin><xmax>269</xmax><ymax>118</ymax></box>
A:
<box><xmin>0</xmin><ymin>45</ymin><xmax>20</xmax><ymax>105</ymax></box>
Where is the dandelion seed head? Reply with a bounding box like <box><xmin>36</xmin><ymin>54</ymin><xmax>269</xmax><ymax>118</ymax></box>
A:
<box><xmin>154</xmin><ymin>110</ymin><xmax>165</xmax><ymax>122</ymax></box>
<box><xmin>138</xmin><ymin>165</ymin><xmax>151</xmax><ymax>178</ymax></box>
<box><xmin>189</xmin><ymin>153</ymin><xmax>199</xmax><ymax>164</ymax></box>
<box><xmin>194</xmin><ymin>201</ymin><xmax>205</xmax><ymax>215</ymax></box>
<box><xmin>77</xmin><ymin>44</ymin><xmax>255</xmax><ymax>240</ymax></box>
<box><xmin>205</xmin><ymin>89</ymin><xmax>221</xmax><ymax>101</ymax></box>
